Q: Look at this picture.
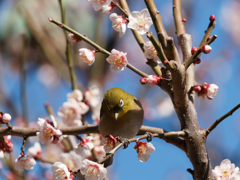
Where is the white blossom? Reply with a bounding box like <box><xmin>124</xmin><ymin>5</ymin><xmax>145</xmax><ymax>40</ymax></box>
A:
<box><xmin>102</xmin><ymin>3</ymin><xmax>113</xmax><ymax>14</ymax></box>
<box><xmin>84</xmin><ymin>85</ymin><xmax>101</xmax><ymax>107</ymax></box>
<box><xmin>127</xmin><ymin>9</ymin><xmax>153</xmax><ymax>35</ymax></box>
<box><xmin>134</xmin><ymin>142</ymin><xmax>155</xmax><ymax>162</ymax></box>
<box><xmin>143</xmin><ymin>41</ymin><xmax>160</xmax><ymax>63</ymax></box>
<box><xmin>88</xmin><ymin>0</ymin><xmax>111</xmax><ymax>11</ymax></box>
<box><xmin>67</xmin><ymin>89</ymin><xmax>83</xmax><ymax>102</ymax></box>
<box><xmin>213</xmin><ymin>159</ymin><xmax>240</xmax><ymax>180</ymax></box>
<box><xmin>15</xmin><ymin>155</ymin><xmax>36</xmax><ymax>170</ymax></box>
<box><xmin>106</xmin><ymin>49</ymin><xmax>128</xmax><ymax>71</ymax></box>
<box><xmin>80</xmin><ymin>159</ymin><xmax>107</xmax><ymax>180</ymax></box>
<box><xmin>60</xmin><ymin>151</ymin><xmax>82</xmax><ymax>172</ymax></box>
<box><xmin>79</xmin><ymin>48</ymin><xmax>95</xmax><ymax>66</ymax></box>
<box><xmin>75</xmin><ymin>136</ymin><xmax>95</xmax><ymax>158</ymax></box>
<box><xmin>51</xmin><ymin>162</ymin><xmax>71</xmax><ymax>180</ymax></box>
<box><xmin>58</xmin><ymin>99</ymin><xmax>82</xmax><ymax>126</ymax></box>
<box><xmin>109</xmin><ymin>13</ymin><xmax>126</xmax><ymax>37</ymax></box>
<box><xmin>27</xmin><ymin>142</ymin><xmax>42</xmax><ymax>158</ymax></box>
<box><xmin>207</xmin><ymin>84</ymin><xmax>219</xmax><ymax>99</ymax></box>
<box><xmin>100</xmin><ymin>135</ymin><xmax>116</xmax><ymax>153</ymax></box>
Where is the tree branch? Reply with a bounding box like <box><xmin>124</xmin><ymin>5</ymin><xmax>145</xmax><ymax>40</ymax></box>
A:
<box><xmin>48</xmin><ymin>18</ymin><xmax>149</xmax><ymax>78</ymax></box>
<box><xmin>184</xmin><ymin>35</ymin><xmax>217</xmax><ymax>70</ymax></box>
<box><xmin>173</xmin><ymin>0</ymin><xmax>185</xmax><ymax>37</ymax></box>
<box><xmin>144</xmin><ymin>0</ymin><xmax>168</xmax><ymax>47</ymax></box>
<box><xmin>205</xmin><ymin>104</ymin><xmax>240</xmax><ymax>137</ymax></box>
<box><xmin>58</xmin><ymin>0</ymin><xmax>76</xmax><ymax>90</ymax></box>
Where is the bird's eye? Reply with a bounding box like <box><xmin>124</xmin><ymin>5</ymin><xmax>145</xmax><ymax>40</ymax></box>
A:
<box><xmin>119</xmin><ymin>99</ymin><xmax>124</xmax><ymax>107</ymax></box>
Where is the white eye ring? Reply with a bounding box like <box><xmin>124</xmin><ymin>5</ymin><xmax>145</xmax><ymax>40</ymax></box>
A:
<box><xmin>119</xmin><ymin>99</ymin><xmax>124</xmax><ymax>107</ymax></box>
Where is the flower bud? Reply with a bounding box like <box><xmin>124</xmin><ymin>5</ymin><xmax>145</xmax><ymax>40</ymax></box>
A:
<box><xmin>193</xmin><ymin>86</ymin><xmax>201</xmax><ymax>93</ymax></box>
<box><xmin>146</xmin><ymin>75</ymin><xmax>160</xmax><ymax>86</ymax></box>
<box><xmin>140</xmin><ymin>78</ymin><xmax>147</xmax><ymax>85</ymax></box>
<box><xmin>182</xmin><ymin>18</ymin><xmax>187</xmax><ymax>23</ymax></box>
<box><xmin>207</xmin><ymin>36</ymin><xmax>213</xmax><ymax>41</ymax></box>
<box><xmin>191</xmin><ymin>47</ymin><xmax>198</xmax><ymax>55</ymax></box>
<box><xmin>209</xmin><ymin>15</ymin><xmax>216</xmax><ymax>22</ymax></box>
<box><xmin>193</xmin><ymin>58</ymin><xmax>201</xmax><ymax>64</ymax></box>
<box><xmin>2</xmin><ymin>113</ymin><xmax>11</xmax><ymax>123</ymax></box>
<box><xmin>201</xmin><ymin>45</ymin><xmax>212</xmax><ymax>54</ymax></box>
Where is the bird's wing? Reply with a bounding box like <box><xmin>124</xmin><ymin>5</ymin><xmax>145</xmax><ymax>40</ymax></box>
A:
<box><xmin>100</xmin><ymin>100</ymin><xmax>104</xmax><ymax>119</ymax></box>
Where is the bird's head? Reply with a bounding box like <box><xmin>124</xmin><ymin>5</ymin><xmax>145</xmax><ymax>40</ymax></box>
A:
<box><xmin>103</xmin><ymin>87</ymin><xmax>128</xmax><ymax>120</ymax></box>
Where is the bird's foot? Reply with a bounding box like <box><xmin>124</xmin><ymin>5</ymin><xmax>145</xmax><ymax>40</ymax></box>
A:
<box><xmin>145</xmin><ymin>132</ymin><xmax>153</xmax><ymax>142</ymax></box>
<box><xmin>116</xmin><ymin>136</ymin><xmax>130</xmax><ymax>149</ymax></box>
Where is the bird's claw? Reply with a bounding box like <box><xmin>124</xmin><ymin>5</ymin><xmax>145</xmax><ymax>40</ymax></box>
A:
<box><xmin>146</xmin><ymin>132</ymin><xmax>153</xmax><ymax>142</ymax></box>
<box><xmin>116</xmin><ymin>136</ymin><xmax>130</xmax><ymax>149</ymax></box>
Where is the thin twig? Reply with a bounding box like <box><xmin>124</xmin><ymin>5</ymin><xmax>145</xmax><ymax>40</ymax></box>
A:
<box><xmin>58</xmin><ymin>0</ymin><xmax>76</xmax><ymax>90</ymax></box>
<box><xmin>184</xmin><ymin>35</ymin><xmax>217</xmax><ymax>70</ymax></box>
<box><xmin>45</xmin><ymin>102</ymin><xmax>55</xmax><ymax>116</ymax></box>
<box><xmin>111</xmin><ymin>1</ymin><xmax>129</xmax><ymax>17</ymax></box>
<box><xmin>205</xmin><ymin>104</ymin><xmax>240</xmax><ymax>137</ymax></box>
<box><xmin>20</xmin><ymin>136</ymin><xmax>28</xmax><ymax>155</ymax></box>
<box><xmin>20</xmin><ymin>34</ymin><xmax>28</xmax><ymax>126</ymax></box>
<box><xmin>146</xmin><ymin>32</ymin><xmax>175</xmax><ymax>71</ymax></box>
<box><xmin>48</xmin><ymin>18</ymin><xmax>149</xmax><ymax>78</ymax></box>
<box><xmin>99</xmin><ymin>131</ymin><xmax>185</xmax><ymax>164</ymax></box>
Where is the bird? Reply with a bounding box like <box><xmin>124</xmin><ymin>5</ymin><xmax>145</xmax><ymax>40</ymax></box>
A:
<box><xmin>99</xmin><ymin>87</ymin><xmax>144</xmax><ymax>139</ymax></box>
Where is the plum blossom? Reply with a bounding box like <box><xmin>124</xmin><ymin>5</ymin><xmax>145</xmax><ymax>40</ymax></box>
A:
<box><xmin>127</xmin><ymin>9</ymin><xmax>153</xmax><ymax>35</ymax></box>
<box><xmin>51</xmin><ymin>162</ymin><xmax>72</xmax><ymax>180</ymax></box>
<box><xmin>80</xmin><ymin>159</ymin><xmax>107</xmax><ymax>180</ymax></box>
<box><xmin>109</xmin><ymin>13</ymin><xmax>126</xmax><ymax>37</ymax></box>
<box><xmin>143</xmin><ymin>41</ymin><xmax>160</xmax><ymax>63</ymax></box>
<box><xmin>194</xmin><ymin>83</ymin><xmax>218</xmax><ymax>100</ymax></box>
<box><xmin>75</xmin><ymin>136</ymin><xmax>94</xmax><ymax>158</ymax></box>
<box><xmin>27</xmin><ymin>142</ymin><xmax>42</xmax><ymax>158</ymax></box>
<box><xmin>79</xmin><ymin>48</ymin><xmax>95</xmax><ymax>66</ymax></box>
<box><xmin>60</xmin><ymin>151</ymin><xmax>82</xmax><ymax>172</ymax></box>
<box><xmin>106</xmin><ymin>49</ymin><xmax>128</xmax><ymax>71</ymax></box>
<box><xmin>146</xmin><ymin>75</ymin><xmax>160</xmax><ymax>86</ymax></box>
<box><xmin>100</xmin><ymin>135</ymin><xmax>117</xmax><ymax>153</ymax></box>
<box><xmin>37</xmin><ymin>121</ymin><xmax>63</xmax><ymax>144</ymax></box>
<box><xmin>67</xmin><ymin>89</ymin><xmax>83</xmax><ymax>102</ymax></box>
<box><xmin>102</xmin><ymin>3</ymin><xmax>114</xmax><ymax>13</ymax></box>
<box><xmin>58</xmin><ymin>99</ymin><xmax>82</xmax><ymax>126</ymax></box>
<box><xmin>68</xmin><ymin>33</ymin><xmax>82</xmax><ymax>42</ymax></box>
<box><xmin>88</xmin><ymin>0</ymin><xmax>111</xmax><ymax>11</ymax></box>
<box><xmin>213</xmin><ymin>159</ymin><xmax>240</xmax><ymax>180</ymax></box>
<box><xmin>207</xmin><ymin>84</ymin><xmax>219</xmax><ymax>99</ymax></box>
<box><xmin>134</xmin><ymin>142</ymin><xmax>155</xmax><ymax>162</ymax></box>
<box><xmin>38</xmin><ymin>115</ymin><xmax>57</xmax><ymax>128</ymax></box>
<box><xmin>93</xmin><ymin>145</ymin><xmax>105</xmax><ymax>160</ymax></box>
<box><xmin>0</xmin><ymin>136</ymin><xmax>13</xmax><ymax>159</ymax></box>
<box><xmin>15</xmin><ymin>155</ymin><xmax>36</xmax><ymax>170</ymax></box>
<box><xmin>84</xmin><ymin>85</ymin><xmax>101</xmax><ymax>107</ymax></box>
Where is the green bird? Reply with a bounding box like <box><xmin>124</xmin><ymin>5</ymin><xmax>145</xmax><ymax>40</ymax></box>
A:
<box><xmin>99</xmin><ymin>87</ymin><xmax>144</xmax><ymax>139</ymax></box>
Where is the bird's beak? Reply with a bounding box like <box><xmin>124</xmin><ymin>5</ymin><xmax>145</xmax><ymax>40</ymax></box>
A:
<box><xmin>114</xmin><ymin>110</ymin><xmax>119</xmax><ymax>120</ymax></box>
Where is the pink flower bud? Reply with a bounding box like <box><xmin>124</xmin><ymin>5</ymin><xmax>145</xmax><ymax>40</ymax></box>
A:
<box><xmin>146</xmin><ymin>75</ymin><xmax>160</xmax><ymax>86</ymax></box>
<box><xmin>140</xmin><ymin>78</ymin><xmax>147</xmax><ymax>85</ymax></box>
<box><xmin>182</xmin><ymin>18</ymin><xmax>187</xmax><ymax>23</ymax></box>
<box><xmin>207</xmin><ymin>36</ymin><xmax>213</xmax><ymax>41</ymax></box>
<box><xmin>191</xmin><ymin>47</ymin><xmax>198</xmax><ymax>55</ymax></box>
<box><xmin>209</xmin><ymin>15</ymin><xmax>216</xmax><ymax>22</ymax></box>
<box><xmin>68</xmin><ymin>33</ymin><xmax>82</xmax><ymax>42</ymax></box>
<box><xmin>201</xmin><ymin>45</ymin><xmax>212</xmax><ymax>54</ymax></box>
<box><xmin>2</xmin><ymin>113</ymin><xmax>11</xmax><ymax>123</ymax></box>
<box><xmin>193</xmin><ymin>58</ymin><xmax>201</xmax><ymax>64</ymax></box>
<box><xmin>193</xmin><ymin>86</ymin><xmax>201</xmax><ymax>93</ymax></box>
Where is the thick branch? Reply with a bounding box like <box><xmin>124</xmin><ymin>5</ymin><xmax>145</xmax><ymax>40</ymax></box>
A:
<box><xmin>205</xmin><ymin>104</ymin><xmax>240</xmax><ymax>137</ymax></box>
<box><xmin>144</xmin><ymin>0</ymin><xmax>168</xmax><ymax>47</ymax></box>
<box><xmin>48</xmin><ymin>18</ymin><xmax>148</xmax><ymax>78</ymax></box>
<box><xmin>173</xmin><ymin>0</ymin><xmax>185</xmax><ymax>37</ymax></box>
